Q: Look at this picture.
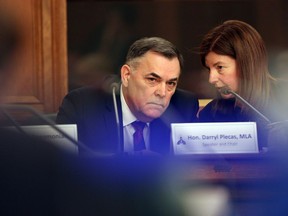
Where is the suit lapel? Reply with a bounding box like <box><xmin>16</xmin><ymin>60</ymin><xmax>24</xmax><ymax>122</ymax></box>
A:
<box><xmin>104</xmin><ymin>90</ymin><xmax>124</xmax><ymax>153</ymax></box>
<box><xmin>149</xmin><ymin>118</ymin><xmax>171</xmax><ymax>155</ymax></box>
<box><xmin>149</xmin><ymin>104</ymin><xmax>183</xmax><ymax>155</ymax></box>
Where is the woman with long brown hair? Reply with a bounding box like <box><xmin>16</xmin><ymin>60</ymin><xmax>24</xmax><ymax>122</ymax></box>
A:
<box><xmin>198</xmin><ymin>20</ymin><xmax>288</xmax><ymax>149</ymax></box>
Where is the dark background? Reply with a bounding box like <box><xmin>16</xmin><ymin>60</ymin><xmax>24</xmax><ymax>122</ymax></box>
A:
<box><xmin>67</xmin><ymin>0</ymin><xmax>288</xmax><ymax>99</ymax></box>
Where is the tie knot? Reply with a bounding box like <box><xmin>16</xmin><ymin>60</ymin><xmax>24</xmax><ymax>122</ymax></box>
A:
<box><xmin>132</xmin><ymin>121</ymin><xmax>146</xmax><ymax>132</ymax></box>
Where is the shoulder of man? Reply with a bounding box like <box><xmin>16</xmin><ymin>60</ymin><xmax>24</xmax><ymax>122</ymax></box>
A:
<box><xmin>65</xmin><ymin>85</ymin><xmax>108</xmax><ymax>98</ymax></box>
<box><xmin>170</xmin><ymin>88</ymin><xmax>199</xmax><ymax>109</ymax></box>
<box><xmin>199</xmin><ymin>98</ymin><xmax>236</xmax><ymax>122</ymax></box>
<box><xmin>56</xmin><ymin>85</ymin><xmax>112</xmax><ymax>124</ymax></box>
<box><xmin>160</xmin><ymin>88</ymin><xmax>199</xmax><ymax>123</ymax></box>
<box><xmin>171</xmin><ymin>88</ymin><xmax>198</xmax><ymax>101</ymax></box>
<box><xmin>62</xmin><ymin>85</ymin><xmax>112</xmax><ymax>107</ymax></box>
<box><xmin>171</xmin><ymin>88</ymin><xmax>199</xmax><ymax>111</ymax></box>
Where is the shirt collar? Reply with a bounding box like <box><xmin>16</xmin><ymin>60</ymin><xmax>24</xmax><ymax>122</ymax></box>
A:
<box><xmin>120</xmin><ymin>85</ymin><xmax>137</xmax><ymax>127</ymax></box>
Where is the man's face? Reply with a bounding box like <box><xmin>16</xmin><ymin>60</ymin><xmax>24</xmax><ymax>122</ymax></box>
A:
<box><xmin>121</xmin><ymin>51</ymin><xmax>181</xmax><ymax>122</ymax></box>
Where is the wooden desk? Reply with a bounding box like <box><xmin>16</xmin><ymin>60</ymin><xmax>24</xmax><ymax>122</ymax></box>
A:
<box><xmin>173</xmin><ymin>154</ymin><xmax>272</xmax><ymax>180</ymax></box>
<box><xmin>169</xmin><ymin>153</ymin><xmax>286</xmax><ymax>215</ymax></box>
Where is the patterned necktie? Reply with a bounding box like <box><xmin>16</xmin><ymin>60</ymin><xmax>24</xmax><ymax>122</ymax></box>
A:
<box><xmin>131</xmin><ymin>121</ymin><xmax>146</xmax><ymax>151</ymax></box>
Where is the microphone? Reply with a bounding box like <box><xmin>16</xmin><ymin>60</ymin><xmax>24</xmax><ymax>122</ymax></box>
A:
<box><xmin>101</xmin><ymin>75</ymin><xmax>123</xmax><ymax>155</ymax></box>
<box><xmin>111</xmin><ymin>82</ymin><xmax>120</xmax><ymax>127</ymax></box>
<box><xmin>220</xmin><ymin>87</ymin><xmax>288</xmax><ymax>153</ymax></box>
<box><xmin>111</xmin><ymin>82</ymin><xmax>123</xmax><ymax>154</ymax></box>
<box><xmin>0</xmin><ymin>104</ymin><xmax>115</xmax><ymax>157</ymax></box>
<box><xmin>220</xmin><ymin>87</ymin><xmax>271</xmax><ymax>124</ymax></box>
<box><xmin>219</xmin><ymin>87</ymin><xmax>231</xmax><ymax>96</ymax></box>
<box><xmin>102</xmin><ymin>74</ymin><xmax>120</xmax><ymax>93</ymax></box>
<box><xmin>111</xmin><ymin>82</ymin><xmax>120</xmax><ymax>93</ymax></box>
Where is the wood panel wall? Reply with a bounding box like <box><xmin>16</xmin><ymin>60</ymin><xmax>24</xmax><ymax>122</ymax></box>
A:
<box><xmin>1</xmin><ymin>0</ymin><xmax>67</xmax><ymax>113</ymax></box>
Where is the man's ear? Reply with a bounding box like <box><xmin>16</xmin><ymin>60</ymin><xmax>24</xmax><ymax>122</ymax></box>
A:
<box><xmin>121</xmin><ymin>64</ymin><xmax>131</xmax><ymax>87</ymax></box>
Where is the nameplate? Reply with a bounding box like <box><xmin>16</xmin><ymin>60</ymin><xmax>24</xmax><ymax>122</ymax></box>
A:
<box><xmin>171</xmin><ymin>122</ymin><xmax>259</xmax><ymax>155</ymax></box>
<box><xmin>8</xmin><ymin>124</ymin><xmax>78</xmax><ymax>154</ymax></box>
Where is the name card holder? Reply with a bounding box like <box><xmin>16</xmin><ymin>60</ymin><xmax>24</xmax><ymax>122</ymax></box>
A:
<box><xmin>171</xmin><ymin>122</ymin><xmax>258</xmax><ymax>155</ymax></box>
<box><xmin>8</xmin><ymin>124</ymin><xmax>78</xmax><ymax>154</ymax></box>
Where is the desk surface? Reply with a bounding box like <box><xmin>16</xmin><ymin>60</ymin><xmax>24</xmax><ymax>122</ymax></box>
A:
<box><xmin>170</xmin><ymin>153</ymin><xmax>278</xmax><ymax>181</ymax></box>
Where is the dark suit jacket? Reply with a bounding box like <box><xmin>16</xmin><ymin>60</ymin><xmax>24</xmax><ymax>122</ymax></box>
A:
<box><xmin>56</xmin><ymin>86</ymin><xmax>199</xmax><ymax>155</ymax></box>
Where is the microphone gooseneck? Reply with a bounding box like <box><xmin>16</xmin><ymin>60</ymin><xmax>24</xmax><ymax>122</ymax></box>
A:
<box><xmin>220</xmin><ymin>87</ymin><xmax>271</xmax><ymax>124</ymax></box>
<box><xmin>111</xmin><ymin>83</ymin><xmax>120</xmax><ymax>126</ymax></box>
<box><xmin>111</xmin><ymin>83</ymin><xmax>122</xmax><ymax>153</ymax></box>
<box><xmin>0</xmin><ymin>104</ymin><xmax>116</xmax><ymax>158</ymax></box>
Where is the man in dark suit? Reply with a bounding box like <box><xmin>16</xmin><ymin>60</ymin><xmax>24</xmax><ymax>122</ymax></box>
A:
<box><xmin>56</xmin><ymin>37</ymin><xmax>199</xmax><ymax>156</ymax></box>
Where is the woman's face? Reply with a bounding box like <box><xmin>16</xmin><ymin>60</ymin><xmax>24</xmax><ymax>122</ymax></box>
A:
<box><xmin>205</xmin><ymin>51</ymin><xmax>239</xmax><ymax>99</ymax></box>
